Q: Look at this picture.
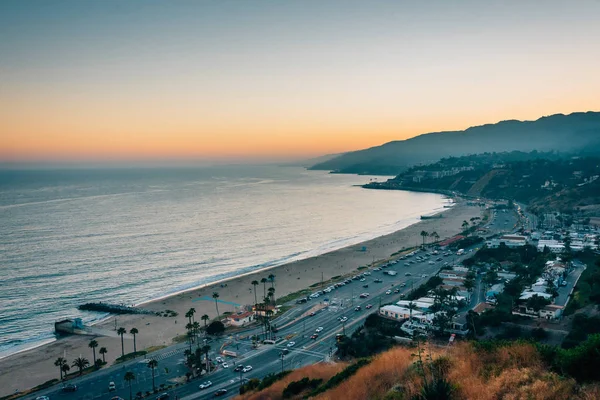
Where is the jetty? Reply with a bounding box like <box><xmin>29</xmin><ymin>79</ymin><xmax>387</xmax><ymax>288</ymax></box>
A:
<box><xmin>420</xmin><ymin>214</ymin><xmax>443</xmax><ymax>220</ymax></box>
<box><xmin>78</xmin><ymin>302</ymin><xmax>155</xmax><ymax>315</ymax></box>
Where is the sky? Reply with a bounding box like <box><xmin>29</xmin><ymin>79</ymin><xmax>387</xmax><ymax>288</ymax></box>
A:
<box><xmin>1</xmin><ymin>0</ymin><xmax>600</xmax><ymax>163</ymax></box>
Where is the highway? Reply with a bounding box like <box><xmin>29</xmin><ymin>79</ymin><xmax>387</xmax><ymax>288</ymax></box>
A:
<box><xmin>25</xmin><ymin>205</ymin><xmax>516</xmax><ymax>400</ymax></box>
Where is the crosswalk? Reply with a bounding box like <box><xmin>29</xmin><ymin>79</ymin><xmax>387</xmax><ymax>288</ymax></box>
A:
<box><xmin>141</xmin><ymin>347</ymin><xmax>186</xmax><ymax>362</ymax></box>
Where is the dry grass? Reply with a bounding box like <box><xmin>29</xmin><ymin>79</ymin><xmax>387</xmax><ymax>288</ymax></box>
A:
<box><xmin>234</xmin><ymin>362</ymin><xmax>346</xmax><ymax>400</ymax></box>
<box><xmin>238</xmin><ymin>342</ymin><xmax>600</xmax><ymax>400</ymax></box>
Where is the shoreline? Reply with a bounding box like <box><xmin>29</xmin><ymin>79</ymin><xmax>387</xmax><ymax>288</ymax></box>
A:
<box><xmin>0</xmin><ymin>200</ymin><xmax>483</xmax><ymax>396</ymax></box>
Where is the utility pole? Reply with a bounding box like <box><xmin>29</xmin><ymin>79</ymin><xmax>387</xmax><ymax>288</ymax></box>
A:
<box><xmin>280</xmin><ymin>352</ymin><xmax>285</xmax><ymax>373</ymax></box>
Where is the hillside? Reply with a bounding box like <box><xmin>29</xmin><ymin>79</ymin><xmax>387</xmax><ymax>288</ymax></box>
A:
<box><xmin>234</xmin><ymin>341</ymin><xmax>600</xmax><ymax>400</ymax></box>
<box><xmin>310</xmin><ymin>112</ymin><xmax>600</xmax><ymax>175</ymax></box>
<box><xmin>365</xmin><ymin>151</ymin><xmax>600</xmax><ymax>216</ymax></box>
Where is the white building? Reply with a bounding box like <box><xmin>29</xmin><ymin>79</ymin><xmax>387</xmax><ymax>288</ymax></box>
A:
<box><xmin>487</xmin><ymin>235</ymin><xmax>528</xmax><ymax>248</ymax></box>
<box><xmin>226</xmin><ymin>311</ymin><xmax>255</xmax><ymax>327</ymax></box>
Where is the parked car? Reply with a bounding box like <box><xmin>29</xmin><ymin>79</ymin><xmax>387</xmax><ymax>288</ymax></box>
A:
<box><xmin>213</xmin><ymin>389</ymin><xmax>228</xmax><ymax>397</ymax></box>
<box><xmin>109</xmin><ymin>382</ymin><xmax>116</xmax><ymax>391</ymax></box>
<box><xmin>199</xmin><ymin>381</ymin><xmax>213</xmax><ymax>389</ymax></box>
<box><xmin>62</xmin><ymin>384</ymin><xmax>78</xmax><ymax>392</ymax></box>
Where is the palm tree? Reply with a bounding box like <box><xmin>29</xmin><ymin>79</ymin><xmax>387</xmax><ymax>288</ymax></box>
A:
<box><xmin>185</xmin><ymin>322</ymin><xmax>194</xmax><ymax>352</ymax></box>
<box><xmin>260</xmin><ymin>277</ymin><xmax>268</xmax><ymax>299</ymax></box>
<box><xmin>61</xmin><ymin>363</ymin><xmax>70</xmax><ymax>377</ymax></box>
<box><xmin>408</xmin><ymin>302</ymin><xmax>417</xmax><ymax>323</ymax></box>
<box><xmin>88</xmin><ymin>339</ymin><xmax>98</xmax><ymax>367</ymax></box>
<box><xmin>99</xmin><ymin>347</ymin><xmax>108</xmax><ymax>364</ymax></box>
<box><xmin>147</xmin><ymin>359</ymin><xmax>158</xmax><ymax>391</ymax></box>
<box><xmin>265</xmin><ymin>309</ymin><xmax>274</xmax><ymax>340</ymax></box>
<box><xmin>201</xmin><ymin>314</ymin><xmax>210</xmax><ymax>331</ymax></box>
<box><xmin>268</xmin><ymin>274</ymin><xmax>275</xmax><ymax>289</ymax></box>
<box><xmin>72</xmin><ymin>356</ymin><xmax>90</xmax><ymax>375</ymax></box>
<box><xmin>267</xmin><ymin>287</ymin><xmax>275</xmax><ymax>305</ymax></box>
<box><xmin>192</xmin><ymin>321</ymin><xmax>201</xmax><ymax>348</ymax></box>
<box><xmin>201</xmin><ymin>344</ymin><xmax>211</xmax><ymax>372</ymax></box>
<box><xmin>185</xmin><ymin>310</ymin><xmax>193</xmax><ymax>326</ymax></box>
<box><xmin>430</xmin><ymin>231</ymin><xmax>440</xmax><ymax>243</ymax></box>
<box><xmin>462</xmin><ymin>220</ymin><xmax>469</xmax><ymax>233</ymax></box>
<box><xmin>117</xmin><ymin>327</ymin><xmax>127</xmax><ymax>357</ymax></box>
<box><xmin>54</xmin><ymin>357</ymin><xmax>67</xmax><ymax>380</ymax></box>
<box><xmin>124</xmin><ymin>371</ymin><xmax>136</xmax><ymax>400</ymax></box>
<box><xmin>251</xmin><ymin>280</ymin><xmax>259</xmax><ymax>310</ymax></box>
<box><xmin>189</xmin><ymin>307</ymin><xmax>196</xmax><ymax>323</ymax></box>
<box><xmin>420</xmin><ymin>230</ymin><xmax>429</xmax><ymax>247</ymax></box>
<box><xmin>129</xmin><ymin>328</ymin><xmax>138</xmax><ymax>354</ymax></box>
<box><xmin>212</xmin><ymin>292</ymin><xmax>220</xmax><ymax>320</ymax></box>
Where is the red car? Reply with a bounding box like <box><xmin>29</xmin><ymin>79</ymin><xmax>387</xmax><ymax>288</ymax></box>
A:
<box><xmin>365</xmin><ymin>304</ymin><xmax>373</xmax><ymax>309</ymax></box>
<box><xmin>310</xmin><ymin>334</ymin><xmax>319</xmax><ymax>340</ymax></box>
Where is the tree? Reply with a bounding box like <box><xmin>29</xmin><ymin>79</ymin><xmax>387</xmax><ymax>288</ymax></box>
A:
<box><xmin>430</xmin><ymin>231</ymin><xmax>440</xmax><ymax>243</ymax></box>
<box><xmin>201</xmin><ymin>344</ymin><xmax>211</xmax><ymax>372</ymax></box>
<box><xmin>72</xmin><ymin>356</ymin><xmax>90</xmax><ymax>375</ymax></box>
<box><xmin>268</xmin><ymin>273</ymin><xmax>275</xmax><ymax>289</ymax></box>
<box><xmin>117</xmin><ymin>327</ymin><xmax>127</xmax><ymax>357</ymax></box>
<box><xmin>261</xmin><ymin>277</ymin><xmax>268</xmax><ymax>299</ymax></box>
<box><xmin>462</xmin><ymin>220</ymin><xmax>469</xmax><ymax>233</ymax></box>
<box><xmin>189</xmin><ymin>307</ymin><xmax>196</xmax><ymax>323</ymax></box>
<box><xmin>201</xmin><ymin>314</ymin><xmax>210</xmax><ymax>331</ymax></box>
<box><xmin>407</xmin><ymin>302</ymin><xmax>417</xmax><ymax>323</ymax></box>
<box><xmin>99</xmin><ymin>347</ymin><xmax>108</xmax><ymax>364</ymax></box>
<box><xmin>185</xmin><ymin>310</ymin><xmax>193</xmax><ymax>325</ymax></box>
<box><xmin>526</xmin><ymin>294</ymin><xmax>550</xmax><ymax>315</ymax></box>
<box><xmin>185</xmin><ymin>322</ymin><xmax>194</xmax><ymax>353</ymax></box>
<box><xmin>129</xmin><ymin>328</ymin><xmax>139</xmax><ymax>354</ymax></box>
<box><xmin>88</xmin><ymin>339</ymin><xmax>98</xmax><ymax>367</ymax></box>
<box><xmin>251</xmin><ymin>280</ymin><xmax>259</xmax><ymax>311</ymax></box>
<box><xmin>268</xmin><ymin>287</ymin><xmax>275</xmax><ymax>305</ymax></box>
<box><xmin>124</xmin><ymin>371</ymin><xmax>136</xmax><ymax>400</ymax></box>
<box><xmin>61</xmin><ymin>363</ymin><xmax>70</xmax><ymax>377</ymax></box>
<box><xmin>54</xmin><ymin>357</ymin><xmax>67</xmax><ymax>381</ymax></box>
<box><xmin>212</xmin><ymin>292</ymin><xmax>220</xmax><ymax>320</ymax></box>
<box><xmin>420</xmin><ymin>230</ymin><xmax>429</xmax><ymax>247</ymax></box>
<box><xmin>206</xmin><ymin>320</ymin><xmax>225</xmax><ymax>335</ymax></box>
<box><xmin>147</xmin><ymin>359</ymin><xmax>158</xmax><ymax>391</ymax></box>
<box><xmin>192</xmin><ymin>321</ymin><xmax>201</xmax><ymax>348</ymax></box>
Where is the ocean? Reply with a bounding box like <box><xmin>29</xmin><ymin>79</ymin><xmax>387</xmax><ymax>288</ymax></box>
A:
<box><xmin>0</xmin><ymin>165</ymin><xmax>447</xmax><ymax>359</ymax></box>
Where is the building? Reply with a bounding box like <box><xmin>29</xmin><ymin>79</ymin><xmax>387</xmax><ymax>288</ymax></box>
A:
<box><xmin>226</xmin><ymin>311</ymin><xmax>255</xmax><ymax>327</ymax></box>
<box><xmin>380</xmin><ymin>305</ymin><xmax>423</xmax><ymax>321</ymax></box>
<box><xmin>439</xmin><ymin>270</ymin><xmax>468</xmax><ymax>279</ymax></box>
<box><xmin>487</xmin><ymin>235</ymin><xmax>527</xmax><ymax>248</ymax></box>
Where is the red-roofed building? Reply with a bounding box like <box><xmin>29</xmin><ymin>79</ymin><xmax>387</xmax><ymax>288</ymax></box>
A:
<box><xmin>226</xmin><ymin>311</ymin><xmax>255</xmax><ymax>327</ymax></box>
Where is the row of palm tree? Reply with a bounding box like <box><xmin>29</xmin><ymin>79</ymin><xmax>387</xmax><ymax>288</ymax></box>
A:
<box><xmin>53</xmin><ymin>356</ymin><xmax>92</xmax><ymax>379</ymax></box>
<box><xmin>184</xmin><ymin>344</ymin><xmax>211</xmax><ymax>375</ymax></box>
<box><xmin>115</xmin><ymin>326</ymin><xmax>141</xmax><ymax>358</ymax></box>
<box><xmin>249</xmin><ymin>274</ymin><xmax>276</xmax><ymax>340</ymax></box>
<box><xmin>122</xmin><ymin>359</ymin><xmax>159</xmax><ymax>400</ymax></box>
<box><xmin>420</xmin><ymin>230</ymin><xmax>440</xmax><ymax>246</ymax></box>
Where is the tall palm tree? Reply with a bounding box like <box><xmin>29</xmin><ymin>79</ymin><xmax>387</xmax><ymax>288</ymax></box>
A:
<box><xmin>268</xmin><ymin>274</ymin><xmax>275</xmax><ymax>289</ymax></box>
<box><xmin>185</xmin><ymin>310</ymin><xmax>193</xmax><ymax>326</ymax></box>
<box><xmin>72</xmin><ymin>356</ymin><xmax>90</xmax><ymax>375</ymax></box>
<box><xmin>185</xmin><ymin>323</ymin><xmax>194</xmax><ymax>353</ymax></box>
<box><xmin>267</xmin><ymin>287</ymin><xmax>275</xmax><ymax>305</ymax></box>
<box><xmin>61</xmin><ymin>363</ymin><xmax>70</xmax><ymax>377</ymax></box>
<box><xmin>88</xmin><ymin>339</ymin><xmax>98</xmax><ymax>366</ymax></box>
<box><xmin>147</xmin><ymin>359</ymin><xmax>158</xmax><ymax>391</ymax></box>
<box><xmin>124</xmin><ymin>371</ymin><xmax>136</xmax><ymax>400</ymax></box>
<box><xmin>420</xmin><ymin>230</ymin><xmax>429</xmax><ymax>247</ymax></box>
<box><xmin>192</xmin><ymin>321</ymin><xmax>201</xmax><ymax>349</ymax></box>
<box><xmin>251</xmin><ymin>280</ymin><xmax>259</xmax><ymax>310</ymax></box>
<box><xmin>212</xmin><ymin>292</ymin><xmax>220</xmax><ymax>320</ymax></box>
<box><xmin>408</xmin><ymin>302</ymin><xmax>416</xmax><ymax>323</ymax></box>
<box><xmin>462</xmin><ymin>220</ymin><xmax>469</xmax><ymax>233</ymax></box>
<box><xmin>265</xmin><ymin>309</ymin><xmax>273</xmax><ymax>340</ymax></box>
<box><xmin>54</xmin><ymin>357</ymin><xmax>67</xmax><ymax>380</ymax></box>
<box><xmin>117</xmin><ymin>327</ymin><xmax>127</xmax><ymax>357</ymax></box>
<box><xmin>189</xmin><ymin>307</ymin><xmax>196</xmax><ymax>323</ymax></box>
<box><xmin>129</xmin><ymin>328</ymin><xmax>139</xmax><ymax>354</ymax></box>
<box><xmin>201</xmin><ymin>344</ymin><xmax>211</xmax><ymax>372</ymax></box>
<box><xmin>260</xmin><ymin>277</ymin><xmax>268</xmax><ymax>299</ymax></box>
<box><xmin>430</xmin><ymin>231</ymin><xmax>440</xmax><ymax>243</ymax></box>
<box><xmin>99</xmin><ymin>347</ymin><xmax>108</xmax><ymax>364</ymax></box>
<box><xmin>201</xmin><ymin>314</ymin><xmax>209</xmax><ymax>331</ymax></box>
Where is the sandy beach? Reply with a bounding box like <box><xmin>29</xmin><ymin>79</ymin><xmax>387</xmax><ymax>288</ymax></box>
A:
<box><xmin>0</xmin><ymin>201</ymin><xmax>483</xmax><ymax>396</ymax></box>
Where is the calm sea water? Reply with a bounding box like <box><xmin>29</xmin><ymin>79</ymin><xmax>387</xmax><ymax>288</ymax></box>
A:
<box><xmin>0</xmin><ymin>165</ymin><xmax>447</xmax><ymax>358</ymax></box>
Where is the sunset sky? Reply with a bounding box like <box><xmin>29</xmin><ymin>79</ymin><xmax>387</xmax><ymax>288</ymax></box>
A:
<box><xmin>1</xmin><ymin>0</ymin><xmax>599</xmax><ymax>163</ymax></box>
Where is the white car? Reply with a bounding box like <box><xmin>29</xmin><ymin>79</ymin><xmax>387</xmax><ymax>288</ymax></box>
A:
<box><xmin>36</xmin><ymin>397</ymin><xmax>50</xmax><ymax>400</ymax></box>
<box><xmin>340</xmin><ymin>316</ymin><xmax>348</xmax><ymax>323</ymax></box>
<box><xmin>215</xmin><ymin>356</ymin><xmax>224</xmax><ymax>363</ymax></box>
<box><xmin>109</xmin><ymin>382</ymin><xmax>116</xmax><ymax>391</ymax></box>
<box><xmin>359</xmin><ymin>278</ymin><xmax>366</xmax><ymax>282</ymax></box>
<box><xmin>315</xmin><ymin>327</ymin><xmax>324</xmax><ymax>333</ymax></box>
<box><xmin>385</xmin><ymin>290</ymin><xmax>392</xmax><ymax>295</ymax></box>
<box><xmin>222</xmin><ymin>362</ymin><xmax>229</xmax><ymax>368</ymax></box>
<box><xmin>286</xmin><ymin>341</ymin><xmax>296</xmax><ymax>347</ymax></box>
<box><xmin>199</xmin><ymin>381</ymin><xmax>213</xmax><ymax>389</ymax></box>
<box><xmin>242</xmin><ymin>365</ymin><xmax>253</xmax><ymax>373</ymax></box>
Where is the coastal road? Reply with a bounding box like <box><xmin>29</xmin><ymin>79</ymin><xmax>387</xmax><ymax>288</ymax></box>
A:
<box><xmin>25</xmin><ymin>216</ymin><xmax>511</xmax><ymax>400</ymax></box>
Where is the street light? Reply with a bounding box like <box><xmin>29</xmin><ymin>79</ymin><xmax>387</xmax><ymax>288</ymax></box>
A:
<box><xmin>280</xmin><ymin>352</ymin><xmax>285</xmax><ymax>373</ymax></box>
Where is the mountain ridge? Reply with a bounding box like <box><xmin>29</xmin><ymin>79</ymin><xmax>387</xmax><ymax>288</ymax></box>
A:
<box><xmin>310</xmin><ymin>111</ymin><xmax>600</xmax><ymax>175</ymax></box>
